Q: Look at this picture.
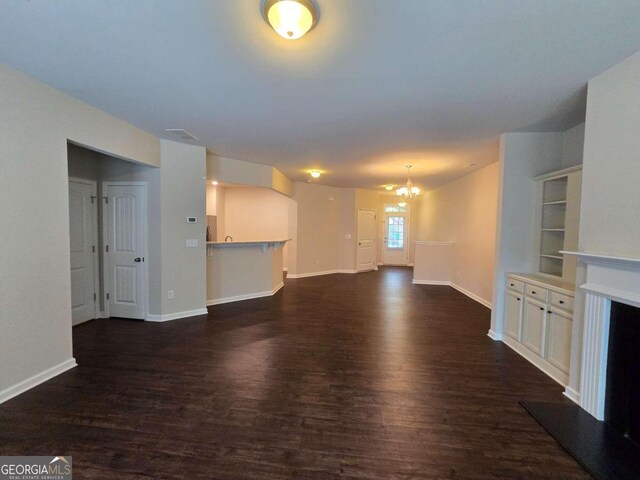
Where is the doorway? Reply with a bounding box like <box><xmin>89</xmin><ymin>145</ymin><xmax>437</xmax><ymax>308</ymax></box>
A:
<box><xmin>382</xmin><ymin>204</ymin><xmax>409</xmax><ymax>265</ymax></box>
<box><xmin>67</xmin><ymin>143</ymin><xmax>150</xmax><ymax>323</ymax></box>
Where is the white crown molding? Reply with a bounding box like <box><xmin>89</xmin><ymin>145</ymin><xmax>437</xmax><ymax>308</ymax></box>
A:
<box><xmin>0</xmin><ymin>358</ymin><xmax>77</xmax><ymax>404</ymax></box>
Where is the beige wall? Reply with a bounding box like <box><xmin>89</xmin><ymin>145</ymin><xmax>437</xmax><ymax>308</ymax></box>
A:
<box><xmin>417</xmin><ymin>162</ymin><xmax>500</xmax><ymax>305</ymax></box>
<box><xmin>0</xmin><ymin>63</ymin><xmax>160</xmax><ymax>396</ymax></box>
<box><xmin>207</xmin><ymin>155</ymin><xmax>293</xmax><ymax>197</ymax></box>
<box><xmin>291</xmin><ymin>182</ymin><xmax>356</xmax><ymax>275</ymax></box>
<box><xmin>223</xmin><ymin>187</ymin><xmax>293</xmax><ymax>268</ymax></box>
<box><xmin>159</xmin><ymin>140</ymin><xmax>207</xmax><ymax>316</ymax></box>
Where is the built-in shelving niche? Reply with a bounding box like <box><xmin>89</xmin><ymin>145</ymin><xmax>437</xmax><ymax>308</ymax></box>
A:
<box><xmin>539</xmin><ymin>176</ymin><xmax>568</xmax><ymax>276</ymax></box>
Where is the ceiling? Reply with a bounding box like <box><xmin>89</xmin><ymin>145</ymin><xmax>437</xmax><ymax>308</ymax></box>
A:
<box><xmin>2</xmin><ymin>1</ymin><xmax>640</xmax><ymax>190</ymax></box>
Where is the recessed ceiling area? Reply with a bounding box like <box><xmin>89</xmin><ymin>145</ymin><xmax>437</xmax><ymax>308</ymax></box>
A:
<box><xmin>2</xmin><ymin>1</ymin><xmax>640</xmax><ymax>189</ymax></box>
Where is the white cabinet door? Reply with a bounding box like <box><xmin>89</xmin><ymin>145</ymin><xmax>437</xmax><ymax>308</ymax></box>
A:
<box><xmin>504</xmin><ymin>290</ymin><xmax>523</xmax><ymax>341</ymax></box>
<box><xmin>546</xmin><ymin>308</ymin><xmax>573</xmax><ymax>373</ymax></box>
<box><xmin>522</xmin><ymin>297</ymin><xmax>548</xmax><ymax>357</ymax></box>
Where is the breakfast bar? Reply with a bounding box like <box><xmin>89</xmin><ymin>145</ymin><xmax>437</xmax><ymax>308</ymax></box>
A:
<box><xmin>206</xmin><ymin>240</ymin><xmax>289</xmax><ymax>305</ymax></box>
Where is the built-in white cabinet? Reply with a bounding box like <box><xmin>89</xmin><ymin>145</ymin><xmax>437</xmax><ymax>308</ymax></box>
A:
<box><xmin>522</xmin><ymin>297</ymin><xmax>547</xmax><ymax>356</ymax></box>
<box><xmin>502</xmin><ymin>273</ymin><xmax>574</xmax><ymax>386</ymax></box>
<box><xmin>534</xmin><ymin>166</ymin><xmax>582</xmax><ymax>282</ymax></box>
<box><xmin>504</xmin><ymin>290</ymin><xmax>523</xmax><ymax>341</ymax></box>
<box><xmin>546</xmin><ymin>308</ymin><xmax>573</xmax><ymax>374</ymax></box>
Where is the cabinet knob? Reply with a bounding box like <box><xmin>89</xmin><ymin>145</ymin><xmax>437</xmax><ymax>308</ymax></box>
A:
<box><xmin>548</xmin><ymin>310</ymin><xmax>552</xmax><ymax>314</ymax></box>
<box><xmin>510</xmin><ymin>283</ymin><xmax>514</xmax><ymax>287</ymax></box>
<box><xmin>540</xmin><ymin>307</ymin><xmax>544</xmax><ymax>311</ymax></box>
<box><xmin>559</xmin><ymin>300</ymin><xmax>565</xmax><ymax>304</ymax></box>
<box><xmin>532</xmin><ymin>291</ymin><xmax>537</xmax><ymax>294</ymax></box>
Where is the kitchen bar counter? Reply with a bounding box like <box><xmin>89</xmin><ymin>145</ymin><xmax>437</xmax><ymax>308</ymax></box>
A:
<box><xmin>206</xmin><ymin>240</ymin><xmax>290</xmax><ymax>305</ymax></box>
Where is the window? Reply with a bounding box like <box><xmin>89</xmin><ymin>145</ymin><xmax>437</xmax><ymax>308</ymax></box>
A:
<box><xmin>387</xmin><ymin>216</ymin><xmax>404</xmax><ymax>249</ymax></box>
<box><xmin>384</xmin><ymin>205</ymin><xmax>407</xmax><ymax>213</ymax></box>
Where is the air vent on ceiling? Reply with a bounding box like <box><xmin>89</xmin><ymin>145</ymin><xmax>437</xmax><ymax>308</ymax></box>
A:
<box><xmin>164</xmin><ymin>129</ymin><xmax>199</xmax><ymax>141</ymax></box>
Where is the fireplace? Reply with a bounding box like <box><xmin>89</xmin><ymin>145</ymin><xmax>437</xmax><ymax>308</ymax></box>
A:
<box><xmin>519</xmin><ymin>252</ymin><xmax>640</xmax><ymax>479</ymax></box>
<box><xmin>605</xmin><ymin>301</ymin><xmax>640</xmax><ymax>445</ymax></box>
<box><xmin>562</xmin><ymin>251</ymin><xmax>640</xmax><ymax>421</ymax></box>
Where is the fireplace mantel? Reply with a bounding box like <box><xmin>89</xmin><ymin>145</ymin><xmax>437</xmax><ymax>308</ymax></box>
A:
<box><xmin>561</xmin><ymin>250</ymin><xmax>640</xmax><ymax>420</ymax></box>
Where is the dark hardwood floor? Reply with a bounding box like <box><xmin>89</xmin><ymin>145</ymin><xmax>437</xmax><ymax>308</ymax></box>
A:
<box><xmin>0</xmin><ymin>267</ymin><xmax>589</xmax><ymax>479</ymax></box>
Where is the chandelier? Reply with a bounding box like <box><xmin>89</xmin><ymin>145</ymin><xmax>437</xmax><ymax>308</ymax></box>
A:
<box><xmin>396</xmin><ymin>165</ymin><xmax>420</xmax><ymax>202</ymax></box>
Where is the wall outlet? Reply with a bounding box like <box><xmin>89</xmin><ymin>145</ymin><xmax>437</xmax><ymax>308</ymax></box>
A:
<box><xmin>167</xmin><ymin>290</ymin><xmax>174</xmax><ymax>300</ymax></box>
<box><xmin>186</xmin><ymin>239</ymin><xmax>198</xmax><ymax>247</ymax></box>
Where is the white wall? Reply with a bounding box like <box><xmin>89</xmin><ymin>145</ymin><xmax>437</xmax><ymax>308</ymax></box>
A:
<box><xmin>489</xmin><ymin>132</ymin><xmax>564</xmax><ymax>337</ymax></box>
<box><xmin>416</xmin><ymin>163</ymin><xmax>500</xmax><ymax>305</ymax></box>
<box><xmin>562</xmin><ymin>123</ymin><xmax>585</xmax><ymax>169</ymax></box>
<box><xmin>580</xmin><ymin>51</ymin><xmax>640</xmax><ymax>258</ymax></box>
<box><xmin>566</xmin><ymin>50</ymin><xmax>640</xmax><ymax>399</ymax></box>
<box><xmin>0</xmin><ymin>63</ymin><xmax>160</xmax><ymax>398</ymax></box>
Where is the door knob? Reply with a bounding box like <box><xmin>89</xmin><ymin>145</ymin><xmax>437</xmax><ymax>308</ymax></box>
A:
<box><xmin>134</xmin><ymin>257</ymin><xmax>142</xmax><ymax>262</ymax></box>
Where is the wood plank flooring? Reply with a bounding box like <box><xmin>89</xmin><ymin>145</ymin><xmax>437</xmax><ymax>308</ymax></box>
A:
<box><xmin>0</xmin><ymin>267</ymin><xmax>590</xmax><ymax>479</ymax></box>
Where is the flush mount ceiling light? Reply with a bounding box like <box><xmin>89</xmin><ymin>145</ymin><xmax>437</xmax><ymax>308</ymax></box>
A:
<box><xmin>263</xmin><ymin>0</ymin><xmax>318</xmax><ymax>40</ymax></box>
<box><xmin>310</xmin><ymin>169</ymin><xmax>321</xmax><ymax>178</ymax></box>
<box><xmin>385</xmin><ymin>185</ymin><xmax>395</xmax><ymax>191</ymax></box>
<box><xmin>396</xmin><ymin>165</ymin><xmax>420</xmax><ymax>202</ymax></box>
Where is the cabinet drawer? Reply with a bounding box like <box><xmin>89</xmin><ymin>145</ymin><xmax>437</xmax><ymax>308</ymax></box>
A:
<box><xmin>525</xmin><ymin>284</ymin><xmax>548</xmax><ymax>302</ymax></box>
<box><xmin>506</xmin><ymin>278</ymin><xmax>524</xmax><ymax>293</ymax></box>
<box><xmin>550</xmin><ymin>291</ymin><xmax>574</xmax><ymax>311</ymax></box>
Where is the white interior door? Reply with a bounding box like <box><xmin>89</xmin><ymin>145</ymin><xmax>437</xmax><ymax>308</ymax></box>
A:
<box><xmin>356</xmin><ymin>209</ymin><xmax>376</xmax><ymax>272</ymax></box>
<box><xmin>69</xmin><ymin>179</ymin><xmax>98</xmax><ymax>325</ymax></box>
<box><xmin>104</xmin><ymin>183</ymin><xmax>147</xmax><ymax>319</ymax></box>
<box><xmin>383</xmin><ymin>213</ymin><xmax>408</xmax><ymax>265</ymax></box>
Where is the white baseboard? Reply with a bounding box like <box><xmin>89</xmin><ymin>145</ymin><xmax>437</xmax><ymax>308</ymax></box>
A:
<box><xmin>412</xmin><ymin>280</ymin><xmax>492</xmax><ymax>309</ymax></box>
<box><xmin>450</xmin><ymin>283</ymin><xmax>493</xmax><ymax>309</ymax></box>
<box><xmin>287</xmin><ymin>269</ymin><xmax>357</xmax><ymax>279</ymax></box>
<box><xmin>563</xmin><ymin>386</ymin><xmax>580</xmax><ymax>405</ymax></box>
<box><xmin>412</xmin><ymin>279</ymin><xmax>450</xmax><ymax>285</ymax></box>
<box><xmin>207</xmin><ymin>282</ymin><xmax>284</xmax><ymax>306</ymax></box>
<box><xmin>0</xmin><ymin>358</ymin><xmax>77</xmax><ymax>405</ymax></box>
<box><xmin>146</xmin><ymin>308</ymin><xmax>208</xmax><ymax>322</ymax></box>
<box><xmin>487</xmin><ymin>329</ymin><xmax>503</xmax><ymax>341</ymax></box>
<box><xmin>502</xmin><ymin>335</ymin><xmax>569</xmax><ymax>387</ymax></box>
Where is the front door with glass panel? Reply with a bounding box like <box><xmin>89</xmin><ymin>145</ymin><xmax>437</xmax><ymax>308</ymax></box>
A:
<box><xmin>383</xmin><ymin>205</ymin><xmax>408</xmax><ymax>265</ymax></box>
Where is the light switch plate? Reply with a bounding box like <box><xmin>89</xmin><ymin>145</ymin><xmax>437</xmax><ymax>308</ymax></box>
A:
<box><xmin>186</xmin><ymin>239</ymin><xmax>198</xmax><ymax>248</ymax></box>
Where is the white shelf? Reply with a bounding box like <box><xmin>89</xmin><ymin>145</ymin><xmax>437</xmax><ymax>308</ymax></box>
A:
<box><xmin>541</xmin><ymin>254</ymin><xmax>564</xmax><ymax>260</ymax></box>
<box><xmin>543</xmin><ymin>200</ymin><xmax>567</xmax><ymax>206</ymax></box>
<box><xmin>542</xmin><ymin>228</ymin><xmax>565</xmax><ymax>232</ymax></box>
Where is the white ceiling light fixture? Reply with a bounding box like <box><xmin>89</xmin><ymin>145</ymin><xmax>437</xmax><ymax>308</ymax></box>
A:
<box><xmin>310</xmin><ymin>169</ymin><xmax>321</xmax><ymax>178</ymax></box>
<box><xmin>396</xmin><ymin>165</ymin><xmax>420</xmax><ymax>202</ymax></box>
<box><xmin>263</xmin><ymin>0</ymin><xmax>319</xmax><ymax>40</ymax></box>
